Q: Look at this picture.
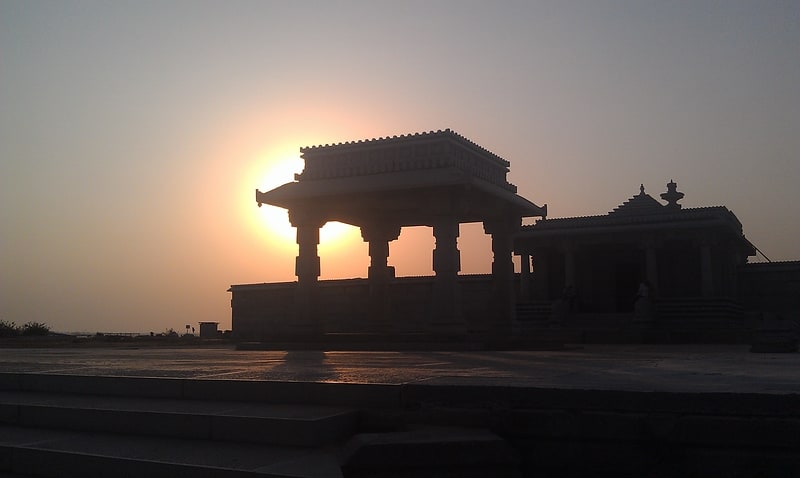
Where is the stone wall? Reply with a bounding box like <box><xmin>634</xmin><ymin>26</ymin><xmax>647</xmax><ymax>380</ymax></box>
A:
<box><xmin>231</xmin><ymin>275</ymin><xmax>498</xmax><ymax>341</ymax></box>
<box><xmin>375</xmin><ymin>385</ymin><xmax>800</xmax><ymax>477</ymax></box>
<box><xmin>739</xmin><ymin>261</ymin><xmax>800</xmax><ymax>319</ymax></box>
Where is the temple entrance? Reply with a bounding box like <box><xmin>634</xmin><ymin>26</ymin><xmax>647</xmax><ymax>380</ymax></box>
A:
<box><xmin>615</xmin><ymin>262</ymin><xmax>640</xmax><ymax>312</ymax></box>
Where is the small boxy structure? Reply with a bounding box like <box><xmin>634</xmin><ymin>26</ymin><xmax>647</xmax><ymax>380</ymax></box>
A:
<box><xmin>198</xmin><ymin>322</ymin><xmax>219</xmax><ymax>338</ymax></box>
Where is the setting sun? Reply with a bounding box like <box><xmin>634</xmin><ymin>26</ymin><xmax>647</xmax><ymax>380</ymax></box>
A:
<box><xmin>250</xmin><ymin>151</ymin><xmax>361</xmax><ymax>255</ymax></box>
<box><xmin>319</xmin><ymin>221</ymin><xmax>360</xmax><ymax>245</ymax></box>
<box><xmin>247</xmin><ymin>151</ymin><xmax>300</xmax><ymax>249</ymax></box>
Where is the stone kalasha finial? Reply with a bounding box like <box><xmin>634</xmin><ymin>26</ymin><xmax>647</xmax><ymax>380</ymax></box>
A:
<box><xmin>660</xmin><ymin>179</ymin><xmax>684</xmax><ymax>209</ymax></box>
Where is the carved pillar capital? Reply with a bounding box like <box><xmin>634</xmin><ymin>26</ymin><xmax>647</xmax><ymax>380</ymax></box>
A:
<box><xmin>360</xmin><ymin>223</ymin><xmax>401</xmax><ymax>244</ymax></box>
<box><xmin>288</xmin><ymin>208</ymin><xmax>326</xmax><ymax>229</ymax></box>
<box><xmin>361</xmin><ymin>222</ymin><xmax>401</xmax><ymax>282</ymax></box>
<box><xmin>483</xmin><ymin>215</ymin><xmax>519</xmax><ymax>331</ymax></box>
<box><xmin>433</xmin><ymin>217</ymin><xmax>461</xmax><ymax>276</ymax></box>
<box><xmin>431</xmin><ymin>216</ymin><xmax>463</xmax><ymax>331</ymax></box>
<box><xmin>290</xmin><ymin>208</ymin><xmax>324</xmax><ymax>285</ymax></box>
<box><xmin>482</xmin><ymin>215</ymin><xmax>521</xmax><ymax>237</ymax></box>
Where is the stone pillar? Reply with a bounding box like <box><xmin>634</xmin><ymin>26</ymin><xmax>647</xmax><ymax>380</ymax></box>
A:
<box><xmin>700</xmin><ymin>241</ymin><xmax>714</xmax><ymax>297</ymax></box>
<box><xmin>643</xmin><ymin>239</ymin><xmax>659</xmax><ymax>292</ymax></box>
<box><xmin>295</xmin><ymin>224</ymin><xmax>321</xmax><ymax>285</ymax></box>
<box><xmin>432</xmin><ymin>217</ymin><xmax>463</xmax><ymax>333</ymax></box>
<box><xmin>362</xmin><ymin>224</ymin><xmax>400</xmax><ymax>281</ymax></box>
<box><xmin>289</xmin><ymin>209</ymin><xmax>324</xmax><ymax>335</ymax></box>
<box><xmin>563</xmin><ymin>244</ymin><xmax>576</xmax><ymax>289</ymax></box>
<box><xmin>531</xmin><ymin>251</ymin><xmax>550</xmax><ymax>301</ymax></box>
<box><xmin>484</xmin><ymin>216</ymin><xmax>520</xmax><ymax>335</ymax></box>
<box><xmin>635</xmin><ymin>240</ymin><xmax>659</xmax><ymax>324</ymax></box>
<box><xmin>519</xmin><ymin>252</ymin><xmax>531</xmax><ymax>302</ymax></box>
<box><xmin>554</xmin><ymin>243</ymin><xmax>577</xmax><ymax>322</ymax></box>
<box><xmin>725</xmin><ymin>245</ymin><xmax>739</xmax><ymax>296</ymax></box>
<box><xmin>361</xmin><ymin>223</ymin><xmax>401</xmax><ymax>331</ymax></box>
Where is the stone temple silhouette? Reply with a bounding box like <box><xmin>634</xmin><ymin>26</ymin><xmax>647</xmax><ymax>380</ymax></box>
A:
<box><xmin>230</xmin><ymin>130</ymin><xmax>799</xmax><ymax>346</ymax></box>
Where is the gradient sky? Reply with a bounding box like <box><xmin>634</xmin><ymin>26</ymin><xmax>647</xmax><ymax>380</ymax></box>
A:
<box><xmin>1</xmin><ymin>1</ymin><xmax>798</xmax><ymax>333</ymax></box>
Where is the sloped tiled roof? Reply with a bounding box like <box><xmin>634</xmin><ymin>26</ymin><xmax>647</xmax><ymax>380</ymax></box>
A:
<box><xmin>290</xmin><ymin>128</ymin><xmax>521</xmax><ymax>194</ymax></box>
<box><xmin>523</xmin><ymin>206</ymin><xmax>741</xmax><ymax>231</ymax></box>
<box><xmin>521</xmin><ymin>185</ymin><xmax>744</xmax><ymax>233</ymax></box>
<box><xmin>609</xmin><ymin>186</ymin><xmax>667</xmax><ymax>216</ymax></box>
<box><xmin>256</xmin><ymin>129</ymin><xmax>547</xmax><ymax>219</ymax></box>
<box><xmin>300</xmin><ymin>129</ymin><xmax>509</xmax><ymax>167</ymax></box>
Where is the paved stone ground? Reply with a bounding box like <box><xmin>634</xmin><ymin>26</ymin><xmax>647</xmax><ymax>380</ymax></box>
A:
<box><xmin>1</xmin><ymin>344</ymin><xmax>799</xmax><ymax>394</ymax></box>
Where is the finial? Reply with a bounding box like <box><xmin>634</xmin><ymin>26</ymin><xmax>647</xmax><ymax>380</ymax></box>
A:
<box><xmin>660</xmin><ymin>180</ymin><xmax>684</xmax><ymax>209</ymax></box>
<box><xmin>640</xmin><ymin>184</ymin><xmax>645</xmax><ymax>195</ymax></box>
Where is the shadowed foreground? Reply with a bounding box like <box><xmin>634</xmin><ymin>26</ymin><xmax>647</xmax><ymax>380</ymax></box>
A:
<box><xmin>0</xmin><ymin>345</ymin><xmax>798</xmax><ymax>477</ymax></box>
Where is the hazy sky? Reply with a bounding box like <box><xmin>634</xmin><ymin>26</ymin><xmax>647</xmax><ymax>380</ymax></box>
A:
<box><xmin>1</xmin><ymin>1</ymin><xmax>798</xmax><ymax>333</ymax></box>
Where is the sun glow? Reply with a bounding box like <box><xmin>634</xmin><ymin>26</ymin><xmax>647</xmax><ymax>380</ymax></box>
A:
<box><xmin>320</xmin><ymin>221</ymin><xmax>360</xmax><ymax>244</ymax></box>
<box><xmin>249</xmin><ymin>151</ymin><xmax>359</xmax><ymax>251</ymax></box>
<box><xmin>247</xmin><ymin>152</ymin><xmax>301</xmax><ymax>250</ymax></box>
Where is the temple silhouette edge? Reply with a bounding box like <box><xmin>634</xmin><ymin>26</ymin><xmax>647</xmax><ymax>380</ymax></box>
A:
<box><xmin>231</xmin><ymin>130</ymin><xmax>799</xmax><ymax>348</ymax></box>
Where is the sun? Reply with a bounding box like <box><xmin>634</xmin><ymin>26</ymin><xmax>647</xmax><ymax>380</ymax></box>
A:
<box><xmin>320</xmin><ymin>220</ymin><xmax>359</xmax><ymax>244</ymax></box>
<box><xmin>250</xmin><ymin>152</ymin><xmax>358</xmax><ymax>249</ymax></box>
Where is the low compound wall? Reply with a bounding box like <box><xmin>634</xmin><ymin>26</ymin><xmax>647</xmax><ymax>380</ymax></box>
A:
<box><xmin>740</xmin><ymin>261</ymin><xmax>800</xmax><ymax>319</ymax></box>
<box><xmin>367</xmin><ymin>384</ymin><xmax>800</xmax><ymax>477</ymax></box>
<box><xmin>230</xmin><ymin>275</ymin><xmax>499</xmax><ymax>341</ymax></box>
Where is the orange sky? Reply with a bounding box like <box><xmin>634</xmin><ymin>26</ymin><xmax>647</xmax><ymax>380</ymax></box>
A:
<box><xmin>1</xmin><ymin>2</ymin><xmax>798</xmax><ymax>333</ymax></box>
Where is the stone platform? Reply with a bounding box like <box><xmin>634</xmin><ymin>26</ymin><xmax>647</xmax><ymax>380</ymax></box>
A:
<box><xmin>2</xmin><ymin>344</ymin><xmax>799</xmax><ymax>394</ymax></box>
<box><xmin>0</xmin><ymin>345</ymin><xmax>798</xmax><ymax>477</ymax></box>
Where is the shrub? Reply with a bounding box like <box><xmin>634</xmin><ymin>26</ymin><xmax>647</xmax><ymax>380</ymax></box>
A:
<box><xmin>20</xmin><ymin>322</ymin><xmax>50</xmax><ymax>336</ymax></box>
<box><xmin>0</xmin><ymin>320</ymin><xmax>19</xmax><ymax>338</ymax></box>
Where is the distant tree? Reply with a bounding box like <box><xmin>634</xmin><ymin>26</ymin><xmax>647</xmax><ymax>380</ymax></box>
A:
<box><xmin>0</xmin><ymin>320</ymin><xmax>19</xmax><ymax>338</ymax></box>
<box><xmin>20</xmin><ymin>322</ymin><xmax>50</xmax><ymax>336</ymax></box>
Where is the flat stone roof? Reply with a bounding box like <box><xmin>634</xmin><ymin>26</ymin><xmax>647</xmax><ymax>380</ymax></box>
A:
<box><xmin>256</xmin><ymin>129</ymin><xmax>547</xmax><ymax>220</ymax></box>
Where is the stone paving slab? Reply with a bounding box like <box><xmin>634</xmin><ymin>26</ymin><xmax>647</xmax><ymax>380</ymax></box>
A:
<box><xmin>0</xmin><ymin>425</ymin><xmax>343</xmax><ymax>477</ymax></box>
<box><xmin>0</xmin><ymin>344</ymin><xmax>798</xmax><ymax>394</ymax></box>
<box><xmin>0</xmin><ymin>391</ymin><xmax>353</xmax><ymax>419</ymax></box>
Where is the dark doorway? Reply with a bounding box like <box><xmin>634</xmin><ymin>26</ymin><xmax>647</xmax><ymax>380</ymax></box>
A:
<box><xmin>615</xmin><ymin>262</ymin><xmax>640</xmax><ymax>312</ymax></box>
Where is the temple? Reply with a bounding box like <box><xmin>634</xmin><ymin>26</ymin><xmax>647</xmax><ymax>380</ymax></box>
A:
<box><xmin>230</xmin><ymin>130</ymin><xmax>799</xmax><ymax>346</ymax></box>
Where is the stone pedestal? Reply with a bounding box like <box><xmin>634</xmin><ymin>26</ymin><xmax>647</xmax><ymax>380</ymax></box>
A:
<box><xmin>289</xmin><ymin>210</ymin><xmax>324</xmax><ymax>336</ymax></box>
<box><xmin>519</xmin><ymin>253</ymin><xmax>531</xmax><ymax>302</ymax></box>
<box><xmin>485</xmin><ymin>217</ymin><xmax>520</xmax><ymax>335</ymax></box>
<box><xmin>432</xmin><ymin>218</ymin><xmax>464</xmax><ymax>334</ymax></box>
<box><xmin>633</xmin><ymin>297</ymin><xmax>655</xmax><ymax>324</ymax></box>
<box><xmin>361</xmin><ymin>223</ymin><xmax>401</xmax><ymax>332</ymax></box>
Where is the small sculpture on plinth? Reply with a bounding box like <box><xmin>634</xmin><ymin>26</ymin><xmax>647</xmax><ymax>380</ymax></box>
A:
<box><xmin>634</xmin><ymin>280</ymin><xmax>655</xmax><ymax>324</ymax></box>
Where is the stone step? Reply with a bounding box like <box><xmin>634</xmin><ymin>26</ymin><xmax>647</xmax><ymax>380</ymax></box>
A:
<box><xmin>515</xmin><ymin>302</ymin><xmax>552</xmax><ymax>322</ymax></box>
<box><xmin>341</xmin><ymin>426</ymin><xmax>519</xmax><ymax>478</ymax></box>
<box><xmin>0</xmin><ymin>374</ymin><xmax>522</xmax><ymax>477</ymax></box>
<box><xmin>656</xmin><ymin>297</ymin><xmax>746</xmax><ymax>321</ymax></box>
<box><xmin>0</xmin><ymin>390</ymin><xmax>357</xmax><ymax>447</ymax></box>
<box><xmin>0</xmin><ymin>425</ymin><xmax>343</xmax><ymax>477</ymax></box>
<box><xmin>0</xmin><ymin>373</ymin><xmax>400</xmax><ymax>409</ymax></box>
<box><xmin>0</xmin><ymin>375</ymin><xmax>360</xmax><ymax>477</ymax></box>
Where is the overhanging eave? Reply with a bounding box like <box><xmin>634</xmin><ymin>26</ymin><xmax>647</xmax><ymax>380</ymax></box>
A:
<box><xmin>256</xmin><ymin>168</ymin><xmax>546</xmax><ymax>220</ymax></box>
